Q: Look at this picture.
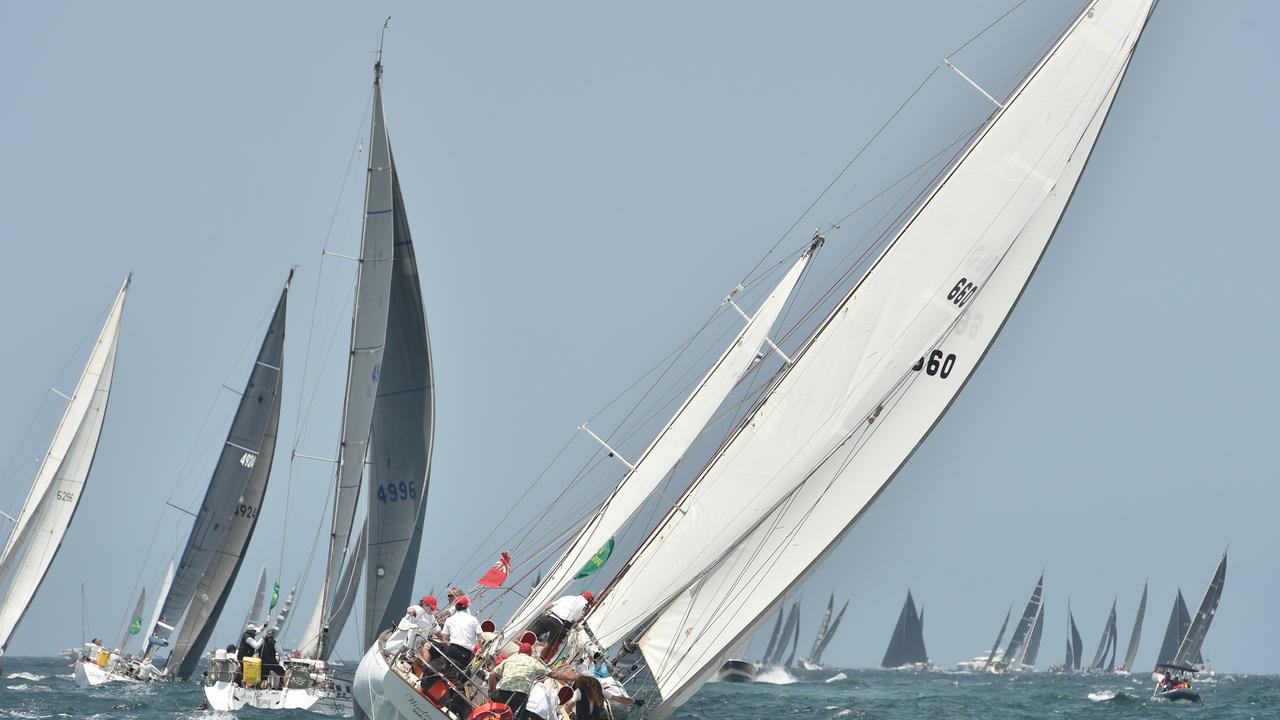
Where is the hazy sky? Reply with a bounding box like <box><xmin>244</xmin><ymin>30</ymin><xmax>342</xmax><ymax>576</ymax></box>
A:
<box><xmin>1</xmin><ymin>0</ymin><xmax>1276</xmax><ymax>675</ymax></box>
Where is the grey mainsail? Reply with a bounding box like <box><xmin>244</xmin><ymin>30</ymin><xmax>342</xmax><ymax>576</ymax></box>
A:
<box><xmin>812</xmin><ymin>599</ymin><xmax>848</xmax><ymax>665</ymax></box>
<box><xmin>1122</xmin><ymin>581</ymin><xmax>1148</xmax><ymax>672</ymax></box>
<box><xmin>1002</xmin><ymin>575</ymin><xmax>1044</xmax><ymax>667</ymax></box>
<box><xmin>805</xmin><ymin>595</ymin><xmax>834</xmax><ymax>664</ymax></box>
<box><xmin>1069</xmin><ymin>608</ymin><xmax>1083</xmax><ymax>671</ymax></box>
<box><xmin>147</xmin><ymin>279</ymin><xmax>287</xmax><ymax>663</ymax></box>
<box><xmin>1022</xmin><ymin>604</ymin><xmax>1044</xmax><ymax>668</ymax></box>
<box><xmin>985</xmin><ymin>606</ymin><xmax>1012</xmax><ymax>666</ymax></box>
<box><xmin>762</xmin><ymin>607</ymin><xmax>784</xmax><ymax>664</ymax></box>
<box><xmin>317</xmin><ymin>59</ymin><xmax>397</xmax><ymax>660</ymax></box>
<box><xmin>882</xmin><ymin>590</ymin><xmax>928</xmax><ymax>668</ymax></box>
<box><xmin>1172</xmin><ymin>553</ymin><xmax>1226</xmax><ymax>668</ymax></box>
<box><xmin>1090</xmin><ymin>599</ymin><xmax>1118</xmax><ymax>671</ymax></box>
<box><xmin>362</xmin><ymin>148</ymin><xmax>435</xmax><ymax>643</ymax></box>
<box><xmin>1157</xmin><ymin>590</ymin><xmax>1195</xmax><ymax>665</ymax></box>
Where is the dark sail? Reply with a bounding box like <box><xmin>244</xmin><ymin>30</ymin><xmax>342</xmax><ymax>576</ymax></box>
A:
<box><xmin>1023</xmin><ymin>604</ymin><xmax>1044</xmax><ymax>668</ymax></box>
<box><xmin>813</xmin><ymin>599</ymin><xmax>848</xmax><ymax>665</ymax></box>
<box><xmin>1090</xmin><ymin>599</ymin><xmax>1117</xmax><ymax>671</ymax></box>
<box><xmin>768</xmin><ymin>603</ymin><xmax>800</xmax><ymax>666</ymax></box>
<box><xmin>147</xmin><ymin>279</ymin><xmax>287</xmax><ymax>660</ymax></box>
<box><xmin>1121</xmin><ymin>581</ymin><xmax>1148</xmax><ymax>672</ymax></box>
<box><xmin>1069</xmin><ymin>609</ymin><xmax>1083</xmax><ymax>671</ymax></box>
<box><xmin>362</xmin><ymin>142</ymin><xmax>435</xmax><ymax>643</ymax></box>
<box><xmin>985</xmin><ymin>606</ymin><xmax>1012</xmax><ymax>666</ymax></box>
<box><xmin>784</xmin><ymin>603</ymin><xmax>802</xmax><ymax>667</ymax></box>
<box><xmin>1157</xmin><ymin>590</ymin><xmax>1193</xmax><ymax>665</ymax></box>
<box><xmin>882</xmin><ymin>590</ymin><xmax>928</xmax><ymax>667</ymax></box>
<box><xmin>1002</xmin><ymin>575</ymin><xmax>1044</xmax><ymax>666</ymax></box>
<box><xmin>762</xmin><ymin>607</ymin><xmax>784</xmax><ymax>664</ymax></box>
<box><xmin>805</xmin><ymin>595</ymin><xmax>834</xmax><ymax>664</ymax></box>
<box><xmin>1172</xmin><ymin>553</ymin><xmax>1226</xmax><ymax>667</ymax></box>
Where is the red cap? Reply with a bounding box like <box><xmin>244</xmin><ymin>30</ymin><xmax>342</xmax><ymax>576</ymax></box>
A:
<box><xmin>456</xmin><ymin>595</ymin><xmax>470</xmax><ymax>608</ymax></box>
<box><xmin>519</xmin><ymin>642</ymin><xmax>533</xmax><ymax>655</ymax></box>
<box><xmin>581</xmin><ymin>591</ymin><xmax>594</xmax><ymax>602</ymax></box>
<box><xmin>421</xmin><ymin>595</ymin><xmax>438</xmax><ymax>610</ymax></box>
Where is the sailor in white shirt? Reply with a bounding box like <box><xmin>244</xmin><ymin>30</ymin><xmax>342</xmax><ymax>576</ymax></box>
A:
<box><xmin>437</xmin><ymin>595</ymin><xmax>480</xmax><ymax>676</ymax></box>
<box><xmin>527</xmin><ymin>591</ymin><xmax>593</xmax><ymax>651</ymax></box>
<box><xmin>524</xmin><ymin>679</ymin><xmax>569</xmax><ymax>720</ymax></box>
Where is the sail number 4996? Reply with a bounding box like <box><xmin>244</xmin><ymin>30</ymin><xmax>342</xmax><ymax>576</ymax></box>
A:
<box><xmin>912</xmin><ymin>350</ymin><xmax>957</xmax><ymax>379</ymax></box>
<box><xmin>377</xmin><ymin>482</ymin><xmax>417</xmax><ymax>503</ymax></box>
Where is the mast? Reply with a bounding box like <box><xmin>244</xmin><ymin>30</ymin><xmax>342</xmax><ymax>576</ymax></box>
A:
<box><xmin>1121</xmin><ymin>581</ymin><xmax>1147</xmax><ymax>672</ymax></box>
<box><xmin>315</xmin><ymin>58</ymin><xmax>397</xmax><ymax>660</ymax></box>
<box><xmin>0</xmin><ymin>276</ymin><xmax>129</xmax><ymax>653</ymax></box>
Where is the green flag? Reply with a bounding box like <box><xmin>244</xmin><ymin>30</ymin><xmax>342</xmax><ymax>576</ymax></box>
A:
<box><xmin>128</xmin><ymin>615</ymin><xmax>143</xmax><ymax>635</ymax></box>
<box><xmin>270</xmin><ymin>581</ymin><xmax>280</xmax><ymax>611</ymax></box>
<box><xmin>574</xmin><ymin>537</ymin><xmax>615</xmax><ymax>579</ymax></box>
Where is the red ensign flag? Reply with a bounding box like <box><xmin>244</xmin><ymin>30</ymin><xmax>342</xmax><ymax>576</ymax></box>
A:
<box><xmin>477</xmin><ymin>552</ymin><xmax>511</xmax><ymax>587</ymax></box>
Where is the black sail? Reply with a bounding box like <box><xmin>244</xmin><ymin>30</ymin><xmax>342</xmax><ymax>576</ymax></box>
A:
<box><xmin>762</xmin><ymin>607</ymin><xmax>784</xmax><ymax>664</ymax></box>
<box><xmin>813</xmin><ymin>599</ymin><xmax>848</xmax><ymax>664</ymax></box>
<box><xmin>1023</xmin><ymin>604</ymin><xmax>1044</xmax><ymax>668</ymax></box>
<box><xmin>1121</xmin><ymin>581</ymin><xmax>1148</xmax><ymax>672</ymax></box>
<box><xmin>1069</xmin><ymin>610</ymin><xmax>1084</xmax><ymax>671</ymax></box>
<box><xmin>1157</xmin><ymin>590</ymin><xmax>1191</xmax><ymax>665</ymax></box>
<box><xmin>882</xmin><ymin>590</ymin><xmax>928</xmax><ymax>667</ymax></box>
<box><xmin>985</xmin><ymin>607</ymin><xmax>1012</xmax><ymax>666</ymax></box>
<box><xmin>1002</xmin><ymin>575</ymin><xmax>1044</xmax><ymax>666</ymax></box>
<box><xmin>1172</xmin><ymin>553</ymin><xmax>1226</xmax><ymax>668</ymax></box>
<box><xmin>147</xmin><ymin>279</ymin><xmax>288</xmax><ymax>660</ymax></box>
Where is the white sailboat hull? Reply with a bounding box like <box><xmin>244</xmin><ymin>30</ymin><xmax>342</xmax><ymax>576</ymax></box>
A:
<box><xmin>353</xmin><ymin>640</ymin><xmax>453</xmax><ymax>720</ymax></box>
<box><xmin>73</xmin><ymin>659</ymin><xmax>139</xmax><ymax>687</ymax></box>
<box><xmin>203</xmin><ymin>677</ymin><xmax>353</xmax><ymax>715</ymax></box>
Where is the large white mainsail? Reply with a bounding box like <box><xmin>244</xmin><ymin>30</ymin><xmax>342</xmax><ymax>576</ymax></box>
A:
<box><xmin>0</xmin><ymin>276</ymin><xmax>128</xmax><ymax>655</ymax></box>
<box><xmin>610</xmin><ymin>0</ymin><xmax>1158</xmax><ymax>708</ymax></box>
<box><xmin>499</xmin><ymin>243</ymin><xmax>816</xmax><ymax>643</ymax></box>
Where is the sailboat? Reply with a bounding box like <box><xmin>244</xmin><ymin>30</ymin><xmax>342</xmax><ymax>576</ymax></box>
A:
<box><xmin>1152</xmin><ymin>552</ymin><xmax>1226</xmax><ymax>703</ymax></box>
<box><xmin>881</xmin><ymin>591</ymin><xmax>928</xmax><ymax>669</ymax></box>
<box><xmin>360</xmin><ymin>0</ymin><xmax>1160</xmax><ymax>715</ymax></box>
<box><xmin>800</xmin><ymin>593</ymin><xmax>847</xmax><ymax>671</ymax></box>
<box><xmin>1087</xmin><ymin>598</ymin><xmax>1118</xmax><ymax>673</ymax></box>
<box><xmin>1051</xmin><ymin>602</ymin><xmax>1084</xmax><ymax>673</ymax></box>
<box><xmin>207</xmin><ymin>49</ymin><xmax>435</xmax><ymax>715</ymax></box>
<box><xmin>80</xmin><ymin>274</ymin><xmax>289</xmax><ymax>690</ymax></box>
<box><xmin>956</xmin><ymin>605</ymin><xmax>1011</xmax><ymax>672</ymax></box>
<box><xmin>994</xmin><ymin>575</ymin><xmax>1044</xmax><ymax>673</ymax></box>
<box><xmin>0</xmin><ymin>277</ymin><xmax>129</xmax><ymax>675</ymax></box>
<box><xmin>1155</xmin><ymin>589</ymin><xmax>1198</xmax><ymax>668</ymax></box>
<box><xmin>1118</xmin><ymin>580</ymin><xmax>1147</xmax><ymax>674</ymax></box>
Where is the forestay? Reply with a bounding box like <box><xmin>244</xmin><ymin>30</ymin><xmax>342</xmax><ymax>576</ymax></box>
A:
<box><xmin>501</xmin><ymin>246</ymin><xmax>815</xmax><ymax>642</ymax></box>
<box><xmin>0</xmin><ymin>276</ymin><xmax>129</xmax><ymax>653</ymax></box>
<box><xmin>624</xmin><ymin>1</ymin><xmax>1157</xmax><ymax>705</ymax></box>
<box><xmin>148</xmin><ymin>280</ymin><xmax>287</xmax><ymax>667</ymax></box>
<box><xmin>587</xmin><ymin>0</ymin><xmax>1157</xmax><ymax>654</ymax></box>
<box><xmin>363</xmin><ymin>153</ymin><xmax>435</xmax><ymax>644</ymax></box>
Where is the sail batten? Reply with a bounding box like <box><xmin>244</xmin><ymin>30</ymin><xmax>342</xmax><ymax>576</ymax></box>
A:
<box><xmin>0</xmin><ymin>277</ymin><xmax>129</xmax><ymax>653</ymax></box>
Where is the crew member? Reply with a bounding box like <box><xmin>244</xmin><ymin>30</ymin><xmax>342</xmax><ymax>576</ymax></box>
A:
<box><xmin>528</xmin><ymin>591</ymin><xmax>593</xmax><ymax>650</ymax></box>
<box><xmin>437</xmin><ymin>594</ymin><xmax>480</xmax><ymax>680</ymax></box>
<box><xmin>260</xmin><ymin>628</ymin><xmax>285</xmax><ymax>685</ymax></box>
<box><xmin>593</xmin><ymin>662</ymin><xmax>645</xmax><ymax>717</ymax></box>
<box><xmin>488</xmin><ymin>642</ymin><xmax>546</xmax><ymax>716</ymax></box>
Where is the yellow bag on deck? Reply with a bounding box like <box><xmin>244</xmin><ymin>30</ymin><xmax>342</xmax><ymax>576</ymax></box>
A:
<box><xmin>96</xmin><ymin>650</ymin><xmax>110</xmax><ymax>668</ymax></box>
<box><xmin>242</xmin><ymin>656</ymin><xmax>262</xmax><ymax>686</ymax></box>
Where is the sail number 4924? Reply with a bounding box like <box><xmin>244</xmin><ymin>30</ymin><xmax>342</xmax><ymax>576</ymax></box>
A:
<box><xmin>912</xmin><ymin>350</ymin><xmax>957</xmax><ymax>379</ymax></box>
<box><xmin>377</xmin><ymin>482</ymin><xmax>417</xmax><ymax>503</ymax></box>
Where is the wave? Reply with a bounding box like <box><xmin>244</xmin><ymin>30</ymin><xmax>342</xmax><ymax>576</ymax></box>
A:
<box><xmin>825</xmin><ymin>672</ymin><xmax>848</xmax><ymax>684</ymax></box>
<box><xmin>754</xmin><ymin>666</ymin><xmax>797</xmax><ymax>685</ymax></box>
<box><xmin>5</xmin><ymin>672</ymin><xmax>46</xmax><ymax>681</ymax></box>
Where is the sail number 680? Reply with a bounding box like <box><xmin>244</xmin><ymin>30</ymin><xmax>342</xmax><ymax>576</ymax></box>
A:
<box><xmin>948</xmin><ymin>278</ymin><xmax>978</xmax><ymax>307</ymax></box>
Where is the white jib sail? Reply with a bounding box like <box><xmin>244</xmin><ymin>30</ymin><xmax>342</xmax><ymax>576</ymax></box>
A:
<box><xmin>0</xmin><ymin>276</ymin><xmax>129</xmax><ymax>651</ymax></box>
<box><xmin>146</xmin><ymin>560</ymin><xmax>174</xmax><ymax>649</ymax></box>
<box><xmin>499</xmin><ymin>245</ymin><xmax>815</xmax><ymax>642</ymax></box>
<box><xmin>588</xmin><ymin>0</ymin><xmax>1156</xmax><ymax>658</ymax></box>
<box><xmin>630</xmin><ymin>0</ymin><xmax>1156</xmax><ymax>708</ymax></box>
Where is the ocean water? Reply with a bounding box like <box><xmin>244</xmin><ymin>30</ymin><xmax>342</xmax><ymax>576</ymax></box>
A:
<box><xmin>2</xmin><ymin>658</ymin><xmax>1276</xmax><ymax>720</ymax></box>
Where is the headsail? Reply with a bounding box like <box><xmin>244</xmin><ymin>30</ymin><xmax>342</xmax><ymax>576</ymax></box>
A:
<box><xmin>147</xmin><ymin>278</ymin><xmax>288</xmax><ymax>672</ymax></box>
<box><xmin>761</xmin><ymin>607</ymin><xmax>784</xmax><ymax>664</ymax></box>
<box><xmin>1003</xmin><ymin>576</ymin><xmax>1044</xmax><ymax>669</ymax></box>
<box><xmin>363</xmin><ymin>149</ymin><xmax>435</xmax><ymax>644</ymax></box>
<box><xmin>812</xmin><ymin>598</ymin><xmax>847</xmax><ymax>665</ymax></box>
<box><xmin>881</xmin><ymin>591</ymin><xmax>928</xmax><ymax>668</ymax></box>
<box><xmin>502</xmin><ymin>243</ymin><xmax>816</xmax><ymax>642</ymax></box>
<box><xmin>1171</xmin><ymin>553</ymin><xmax>1226</xmax><ymax>668</ymax></box>
<box><xmin>805</xmin><ymin>595</ymin><xmax>834</xmax><ymax>664</ymax></box>
<box><xmin>1156</xmin><ymin>590</ymin><xmax>1192</xmax><ymax>665</ymax></box>
<box><xmin>1021</xmin><ymin>603</ymin><xmax>1044</xmax><ymax>668</ymax></box>
<box><xmin>1121</xmin><ymin>581</ymin><xmax>1147</xmax><ymax>672</ymax></box>
<box><xmin>588</xmin><ymin>0</ymin><xmax>1158</xmax><ymax>662</ymax></box>
<box><xmin>0</xmin><ymin>276</ymin><xmax>129</xmax><ymax>653</ymax></box>
<box><xmin>1068</xmin><ymin>607</ymin><xmax>1083</xmax><ymax>671</ymax></box>
<box><xmin>1090</xmin><ymin>599</ymin><xmax>1117</xmax><ymax>671</ymax></box>
<box><xmin>768</xmin><ymin>602</ymin><xmax>800</xmax><ymax>667</ymax></box>
<box><xmin>242</xmin><ymin>566</ymin><xmax>270</xmax><ymax>631</ymax></box>
<box><xmin>985</xmin><ymin>607</ymin><xmax>1012</xmax><ymax>666</ymax></box>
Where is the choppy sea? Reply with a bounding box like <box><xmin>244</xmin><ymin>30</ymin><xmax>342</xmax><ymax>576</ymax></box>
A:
<box><xmin>1</xmin><ymin>657</ymin><xmax>1276</xmax><ymax>719</ymax></box>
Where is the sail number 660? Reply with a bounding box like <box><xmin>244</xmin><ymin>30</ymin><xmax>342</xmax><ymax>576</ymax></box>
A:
<box><xmin>912</xmin><ymin>350</ymin><xmax>957</xmax><ymax>379</ymax></box>
<box><xmin>948</xmin><ymin>278</ymin><xmax>978</xmax><ymax>307</ymax></box>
